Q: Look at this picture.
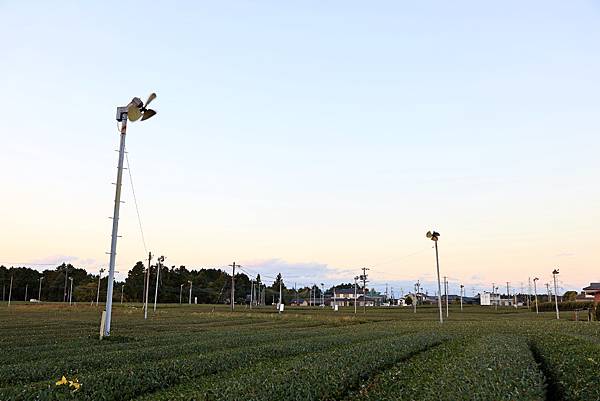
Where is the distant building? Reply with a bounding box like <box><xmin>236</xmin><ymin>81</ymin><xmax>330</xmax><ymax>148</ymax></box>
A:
<box><xmin>480</xmin><ymin>292</ymin><xmax>501</xmax><ymax>306</ymax></box>
<box><xmin>289</xmin><ymin>298</ymin><xmax>308</xmax><ymax>306</ymax></box>
<box><xmin>582</xmin><ymin>283</ymin><xmax>600</xmax><ymax>302</ymax></box>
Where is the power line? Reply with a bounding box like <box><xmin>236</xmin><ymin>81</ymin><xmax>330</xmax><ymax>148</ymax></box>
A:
<box><xmin>125</xmin><ymin>150</ymin><xmax>148</xmax><ymax>255</ymax></box>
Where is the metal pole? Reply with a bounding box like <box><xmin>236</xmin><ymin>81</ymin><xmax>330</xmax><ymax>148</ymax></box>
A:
<box><xmin>189</xmin><ymin>281</ymin><xmax>192</xmax><ymax>304</ymax></box>
<box><xmin>434</xmin><ymin>242</ymin><xmax>443</xmax><ymax>323</ymax></box>
<box><xmin>68</xmin><ymin>278</ymin><xmax>73</xmax><ymax>306</ymax></box>
<box><xmin>104</xmin><ymin>119</ymin><xmax>127</xmax><ymax>337</ymax></box>
<box><xmin>506</xmin><ymin>282</ymin><xmax>510</xmax><ymax>306</ymax></box>
<box><xmin>8</xmin><ymin>276</ymin><xmax>12</xmax><ymax>306</ymax></box>
<box><xmin>533</xmin><ymin>278</ymin><xmax>539</xmax><ymax>314</ymax></box>
<box><xmin>278</xmin><ymin>278</ymin><xmax>282</xmax><ymax>313</ymax></box>
<box><xmin>553</xmin><ymin>272</ymin><xmax>560</xmax><ymax>320</ymax></box>
<box><xmin>154</xmin><ymin>256</ymin><xmax>163</xmax><ymax>312</ymax></box>
<box><xmin>96</xmin><ymin>268</ymin><xmax>103</xmax><ymax>306</ymax></box>
<box><xmin>25</xmin><ymin>284</ymin><xmax>28</xmax><ymax>302</ymax></box>
<box><xmin>413</xmin><ymin>283</ymin><xmax>417</xmax><ymax>313</ymax></box>
<box><xmin>64</xmin><ymin>264</ymin><xmax>68</xmax><ymax>302</ymax></box>
<box><xmin>180</xmin><ymin>284</ymin><xmax>183</xmax><ymax>304</ymax></box>
<box><xmin>38</xmin><ymin>277</ymin><xmax>43</xmax><ymax>301</ymax></box>
<box><xmin>354</xmin><ymin>277</ymin><xmax>357</xmax><ymax>314</ymax></box>
<box><xmin>229</xmin><ymin>262</ymin><xmax>236</xmax><ymax>311</ymax></box>
<box><xmin>144</xmin><ymin>252</ymin><xmax>152</xmax><ymax>320</ymax></box>
<box><xmin>460</xmin><ymin>284</ymin><xmax>463</xmax><ymax>311</ymax></box>
<box><xmin>444</xmin><ymin>276</ymin><xmax>449</xmax><ymax>318</ymax></box>
<box><xmin>120</xmin><ymin>284</ymin><xmax>124</xmax><ymax>304</ymax></box>
<box><xmin>250</xmin><ymin>280</ymin><xmax>254</xmax><ymax>309</ymax></box>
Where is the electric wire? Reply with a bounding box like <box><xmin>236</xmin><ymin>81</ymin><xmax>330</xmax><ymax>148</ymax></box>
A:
<box><xmin>124</xmin><ymin>149</ymin><xmax>148</xmax><ymax>255</ymax></box>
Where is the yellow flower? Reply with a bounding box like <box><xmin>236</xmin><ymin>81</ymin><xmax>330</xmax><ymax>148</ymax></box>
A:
<box><xmin>55</xmin><ymin>376</ymin><xmax>68</xmax><ymax>386</ymax></box>
<box><xmin>69</xmin><ymin>378</ymin><xmax>81</xmax><ymax>391</ymax></box>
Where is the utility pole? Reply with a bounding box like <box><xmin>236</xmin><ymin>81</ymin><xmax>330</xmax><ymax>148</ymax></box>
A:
<box><xmin>491</xmin><ymin>283</ymin><xmax>495</xmax><ymax>307</ymax></box>
<box><xmin>506</xmin><ymin>282</ymin><xmax>510</xmax><ymax>306</ymax></box>
<box><xmin>533</xmin><ymin>277</ymin><xmax>539</xmax><ymax>314</ymax></box>
<box><xmin>144</xmin><ymin>252</ymin><xmax>152</xmax><ymax>320</ymax></box>
<box><xmin>188</xmin><ymin>280</ymin><xmax>192</xmax><ymax>304</ymax></box>
<box><xmin>38</xmin><ymin>276</ymin><xmax>44</xmax><ymax>301</ymax></box>
<box><xmin>120</xmin><ymin>284</ymin><xmax>124</xmax><ymax>304</ymax></box>
<box><xmin>444</xmin><ymin>276</ymin><xmax>449</xmax><ymax>318</ymax></box>
<box><xmin>385</xmin><ymin>283</ymin><xmax>388</xmax><ymax>303</ymax></box>
<box><xmin>250</xmin><ymin>280</ymin><xmax>254</xmax><ymax>309</ymax></box>
<box><xmin>179</xmin><ymin>284</ymin><xmax>183</xmax><ymax>304</ymax></box>
<box><xmin>154</xmin><ymin>256</ymin><xmax>165</xmax><ymax>312</ymax></box>
<box><xmin>96</xmin><ymin>268</ymin><xmax>105</xmax><ymax>306</ymax></box>
<box><xmin>229</xmin><ymin>262</ymin><xmax>238</xmax><ymax>311</ymax></box>
<box><xmin>361</xmin><ymin>267</ymin><xmax>369</xmax><ymax>314</ymax></box>
<box><xmin>546</xmin><ymin>283</ymin><xmax>551</xmax><ymax>302</ymax></box>
<box><xmin>460</xmin><ymin>284</ymin><xmax>464</xmax><ymax>311</ymax></box>
<box><xmin>24</xmin><ymin>283</ymin><xmax>28</xmax><ymax>302</ymax></box>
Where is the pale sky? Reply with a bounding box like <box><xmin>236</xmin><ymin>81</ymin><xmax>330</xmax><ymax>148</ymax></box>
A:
<box><xmin>1</xmin><ymin>1</ymin><xmax>599</xmax><ymax>295</ymax></box>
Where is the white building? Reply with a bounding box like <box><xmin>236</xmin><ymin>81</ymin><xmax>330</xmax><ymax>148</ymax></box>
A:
<box><xmin>480</xmin><ymin>292</ymin><xmax>501</xmax><ymax>306</ymax></box>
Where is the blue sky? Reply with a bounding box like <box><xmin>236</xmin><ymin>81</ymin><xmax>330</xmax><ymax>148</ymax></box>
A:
<box><xmin>1</xmin><ymin>1</ymin><xmax>599</xmax><ymax>294</ymax></box>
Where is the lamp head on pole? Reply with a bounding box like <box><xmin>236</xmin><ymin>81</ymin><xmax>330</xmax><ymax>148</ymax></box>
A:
<box><xmin>552</xmin><ymin>269</ymin><xmax>559</xmax><ymax>275</ymax></box>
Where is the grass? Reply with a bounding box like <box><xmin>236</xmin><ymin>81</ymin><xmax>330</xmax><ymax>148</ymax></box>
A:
<box><xmin>1</xmin><ymin>302</ymin><xmax>598</xmax><ymax>400</ymax></box>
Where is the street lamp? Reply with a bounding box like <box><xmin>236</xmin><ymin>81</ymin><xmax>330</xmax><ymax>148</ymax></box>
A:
<box><xmin>533</xmin><ymin>277</ymin><xmax>539</xmax><ymax>314</ymax></box>
<box><xmin>96</xmin><ymin>268</ymin><xmax>105</xmax><ymax>306</ymax></box>
<box><xmin>68</xmin><ymin>277</ymin><xmax>73</xmax><ymax>306</ymax></box>
<box><xmin>552</xmin><ymin>269</ymin><xmax>560</xmax><ymax>320</ymax></box>
<box><xmin>426</xmin><ymin>230</ymin><xmax>443</xmax><ymax>323</ymax></box>
<box><xmin>180</xmin><ymin>284</ymin><xmax>184</xmax><ymax>304</ymax></box>
<box><xmin>103</xmin><ymin>93</ymin><xmax>157</xmax><ymax>338</ymax></box>
<box><xmin>188</xmin><ymin>280</ymin><xmax>193</xmax><ymax>305</ymax></box>
<box><xmin>460</xmin><ymin>284</ymin><xmax>464</xmax><ymax>311</ymax></box>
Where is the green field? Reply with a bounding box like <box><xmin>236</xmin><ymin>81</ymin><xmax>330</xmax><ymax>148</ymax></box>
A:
<box><xmin>1</xmin><ymin>303</ymin><xmax>599</xmax><ymax>401</ymax></box>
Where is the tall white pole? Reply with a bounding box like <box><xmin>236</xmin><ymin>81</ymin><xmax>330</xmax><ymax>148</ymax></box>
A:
<box><xmin>96</xmin><ymin>269</ymin><xmax>103</xmax><ymax>306</ymax></box>
<box><xmin>25</xmin><ymin>284</ymin><xmax>28</xmax><ymax>302</ymax></box>
<box><xmin>250</xmin><ymin>280</ymin><xmax>254</xmax><ymax>309</ymax></box>
<box><xmin>120</xmin><ymin>284</ymin><xmax>124</xmax><ymax>304</ymax></box>
<box><xmin>38</xmin><ymin>277</ymin><xmax>43</xmax><ymax>301</ymax></box>
<box><xmin>354</xmin><ymin>277</ymin><xmax>357</xmax><ymax>314</ymax></box>
<box><xmin>553</xmin><ymin>271</ymin><xmax>560</xmax><ymax>320</ymax></box>
<box><xmin>153</xmin><ymin>257</ymin><xmax>162</xmax><ymax>312</ymax></box>
<box><xmin>180</xmin><ymin>284</ymin><xmax>183</xmax><ymax>304</ymax></box>
<box><xmin>8</xmin><ymin>276</ymin><xmax>13</xmax><ymax>306</ymax></box>
<box><xmin>144</xmin><ymin>252</ymin><xmax>152</xmax><ymax>320</ymax></box>
<box><xmin>533</xmin><ymin>278</ymin><xmax>539</xmax><ymax>314</ymax></box>
<box><xmin>444</xmin><ymin>276</ymin><xmax>449</xmax><ymax>318</ymax></box>
<box><xmin>435</xmin><ymin>241</ymin><xmax>443</xmax><ymax>323</ymax></box>
<box><xmin>189</xmin><ymin>281</ymin><xmax>192</xmax><ymax>304</ymax></box>
<box><xmin>104</xmin><ymin>119</ymin><xmax>127</xmax><ymax>337</ymax></box>
<box><xmin>460</xmin><ymin>284</ymin><xmax>464</xmax><ymax>311</ymax></box>
<box><xmin>68</xmin><ymin>278</ymin><xmax>73</xmax><ymax>306</ymax></box>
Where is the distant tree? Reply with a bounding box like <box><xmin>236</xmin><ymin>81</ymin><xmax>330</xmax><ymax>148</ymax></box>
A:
<box><xmin>563</xmin><ymin>291</ymin><xmax>577</xmax><ymax>302</ymax></box>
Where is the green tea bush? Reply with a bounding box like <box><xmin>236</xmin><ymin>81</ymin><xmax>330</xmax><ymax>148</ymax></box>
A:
<box><xmin>353</xmin><ymin>334</ymin><xmax>545</xmax><ymax>401</ymax></box>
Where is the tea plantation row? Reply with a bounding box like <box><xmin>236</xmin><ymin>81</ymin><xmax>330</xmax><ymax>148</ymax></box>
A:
<box><xmin>1</xmin><ymin>303</ymin><xmax>598</xmax><ymax>400</ymax></box>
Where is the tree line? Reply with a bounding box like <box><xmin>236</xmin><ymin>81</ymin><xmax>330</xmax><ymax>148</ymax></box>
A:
<box><xmin>0</xmin><ymin>263</ymin><xmax>350</xmax><ymax>305</ymax></box>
